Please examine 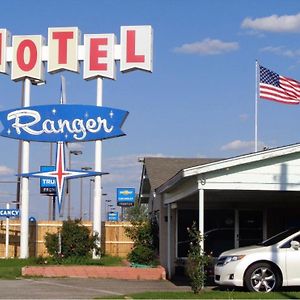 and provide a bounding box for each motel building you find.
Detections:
[138,143,300,278]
